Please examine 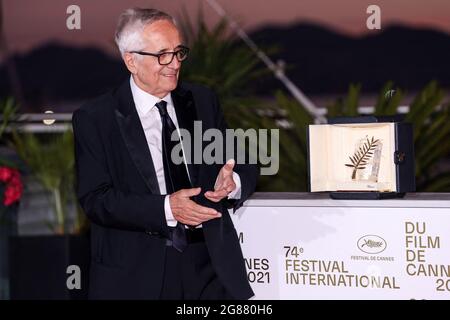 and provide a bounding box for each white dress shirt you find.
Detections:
[129,76,241,227]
